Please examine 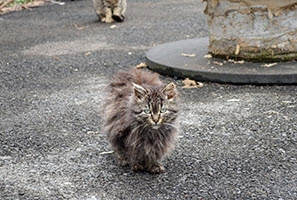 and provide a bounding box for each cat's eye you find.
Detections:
[160,107,167,113]
[143,107,150,114]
